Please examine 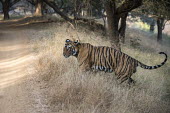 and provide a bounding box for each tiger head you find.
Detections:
[63,39,80,58]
